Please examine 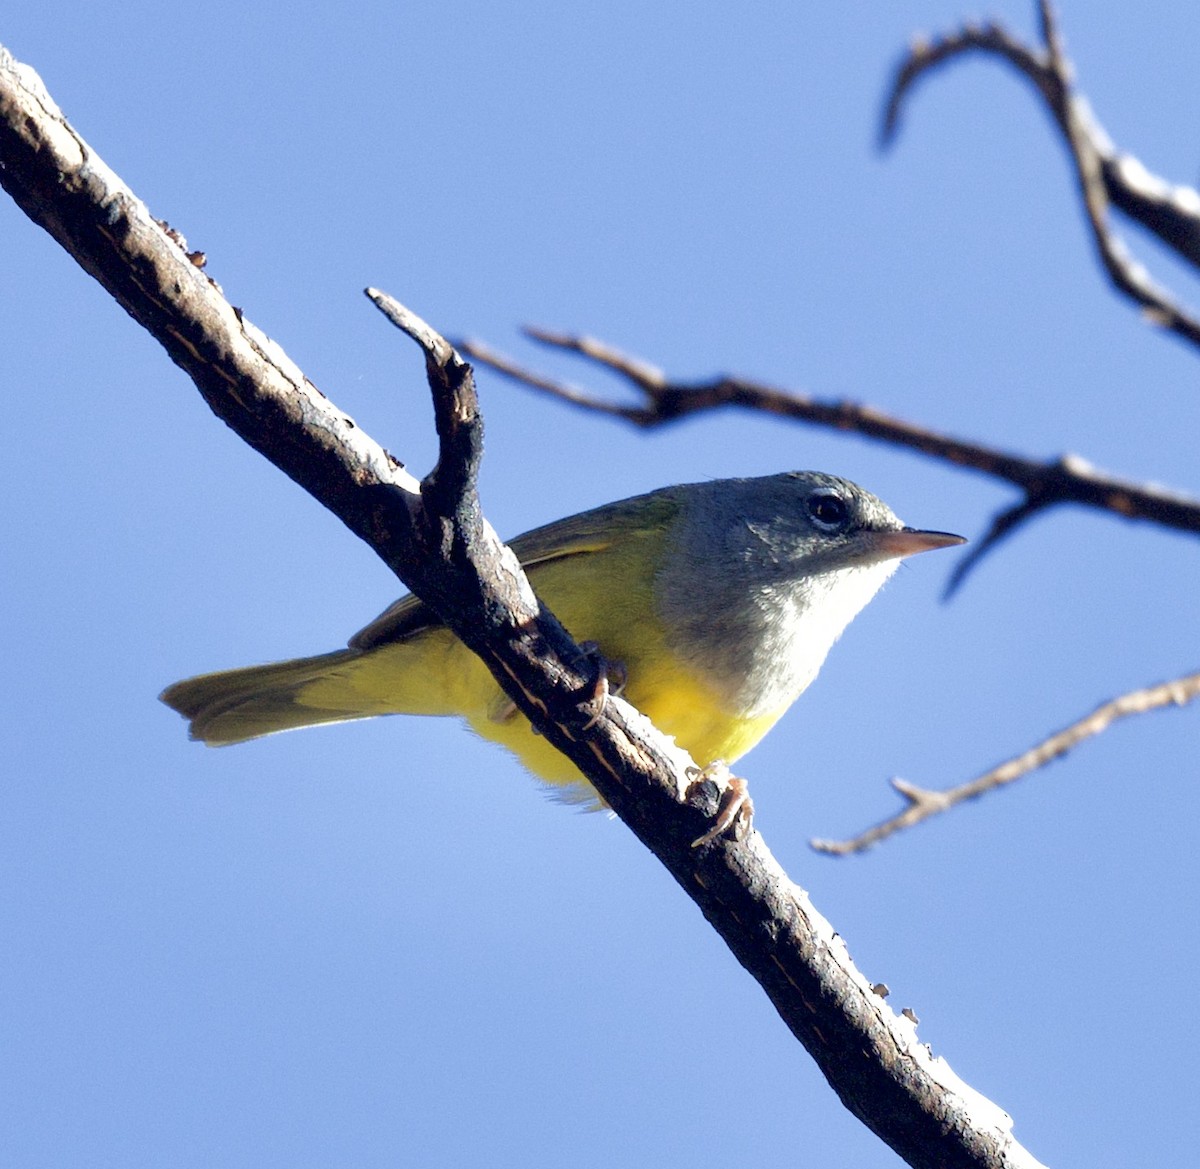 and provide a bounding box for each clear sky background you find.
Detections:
[3,3,1198,1166]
